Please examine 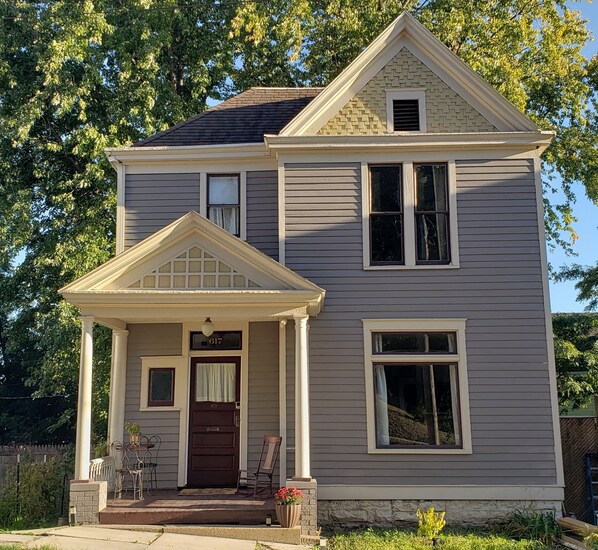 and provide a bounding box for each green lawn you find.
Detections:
[323,528,565,550]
